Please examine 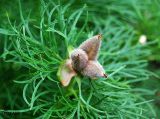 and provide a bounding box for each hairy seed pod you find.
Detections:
[79,34,102,60]
[71,49,88,71]
[58,34,107,87]
[81,61,107,79]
